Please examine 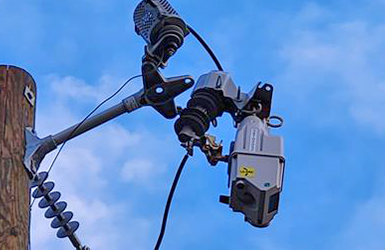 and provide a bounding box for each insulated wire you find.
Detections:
[187,25,224,71]
[154,153,190,250]
[153,25,222,249]
[30,74,142,209]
